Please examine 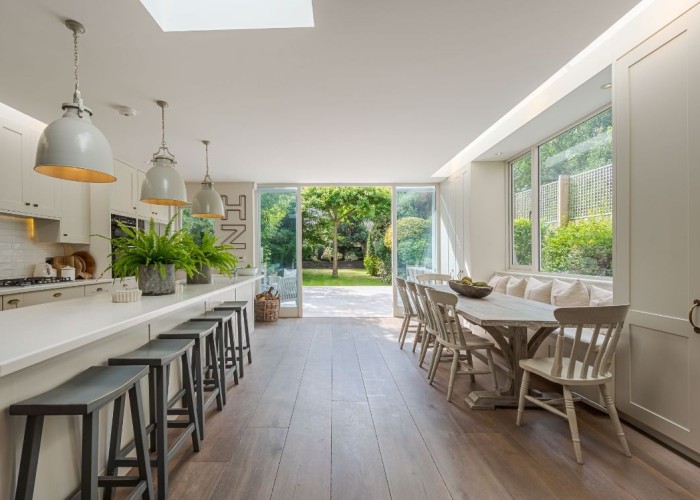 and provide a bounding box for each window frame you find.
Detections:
[506,104,613,280]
